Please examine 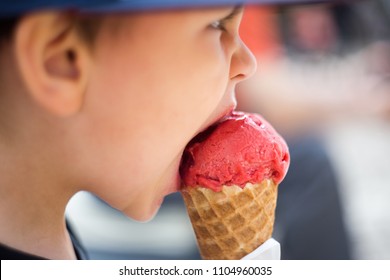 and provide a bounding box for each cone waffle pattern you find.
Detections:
[181,179,277,260]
